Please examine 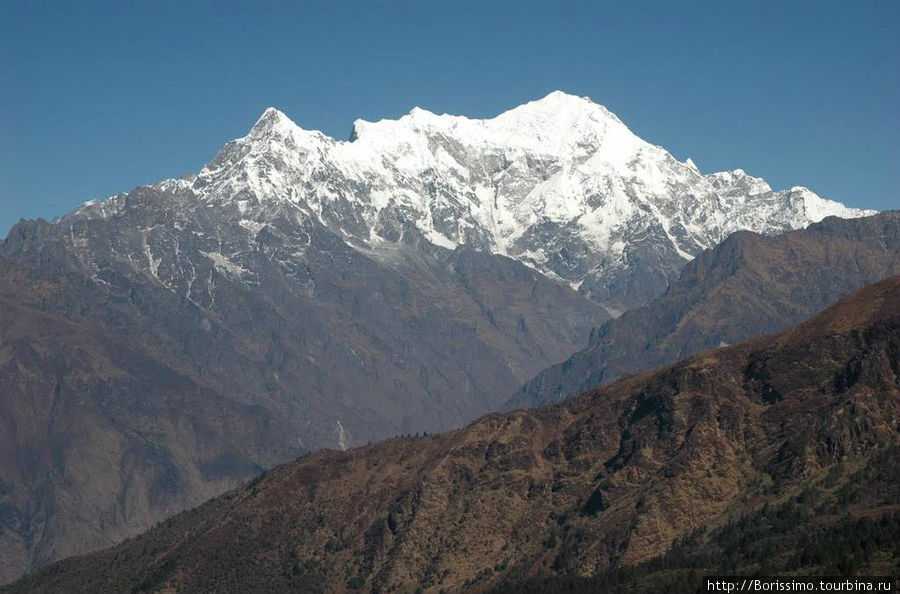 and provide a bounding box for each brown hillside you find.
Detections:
[8,276,899,593]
